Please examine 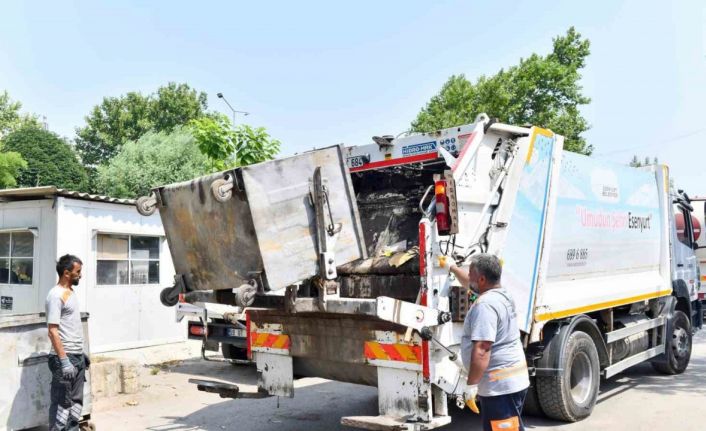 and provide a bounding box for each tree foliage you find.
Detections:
[0,143,27,189]
[189,114,281,170]
[2,126,87,190]
[75,82,208,166]
[95,127,210,198]
[411,27,592,155]
[0,90,40,138]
